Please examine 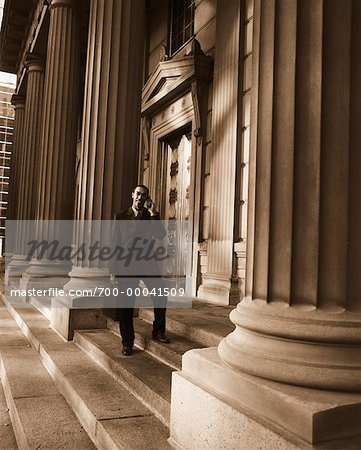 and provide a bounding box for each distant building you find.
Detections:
[0,72,15,254]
